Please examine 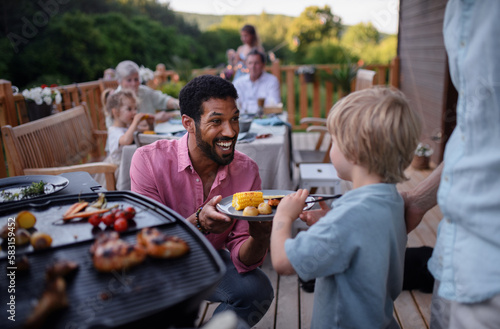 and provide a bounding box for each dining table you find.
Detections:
[116,113,293,191]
